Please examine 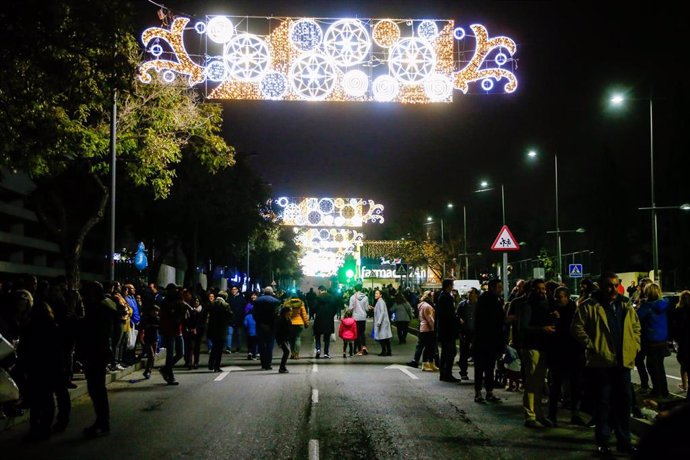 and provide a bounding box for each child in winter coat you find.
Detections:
[338,309,358,358]
[243,306,257,360]
[275,307,292,373]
